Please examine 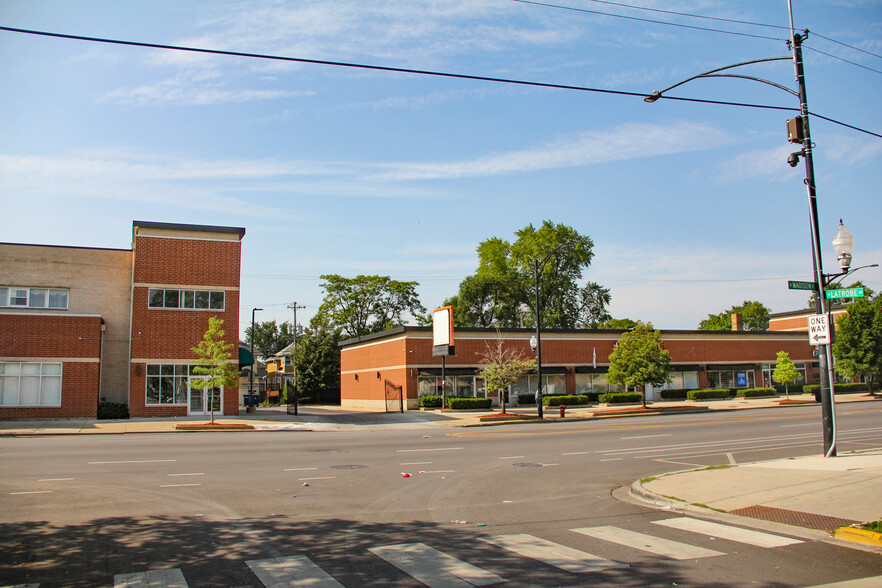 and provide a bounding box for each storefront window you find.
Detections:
[707,370,755,389]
